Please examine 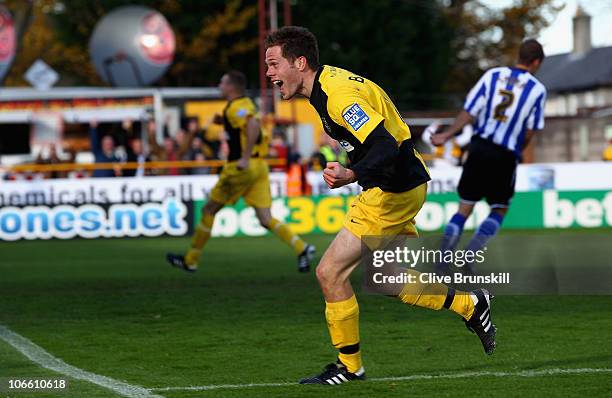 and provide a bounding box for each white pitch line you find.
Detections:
[151,367,612,392]
[0,324,164,398]
[2,322,609,395]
